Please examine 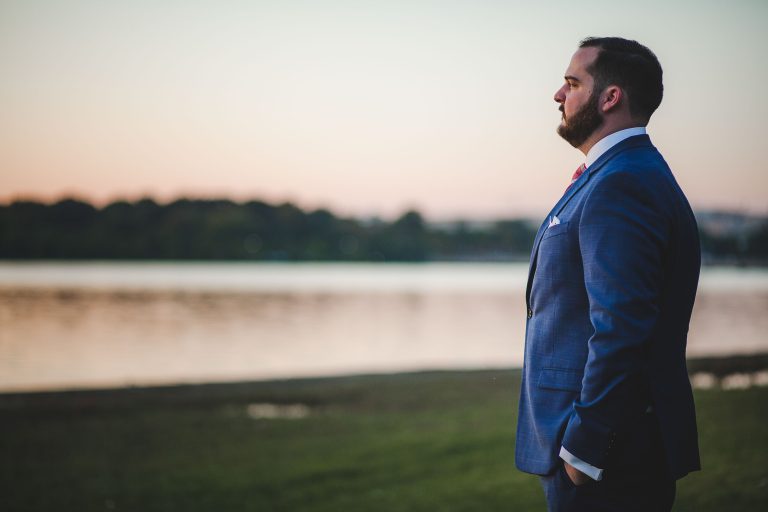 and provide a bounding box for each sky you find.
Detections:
[1,0,766,220]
